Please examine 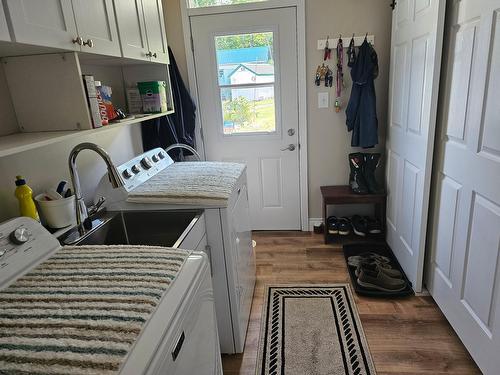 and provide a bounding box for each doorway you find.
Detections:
[190,6,304,230]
